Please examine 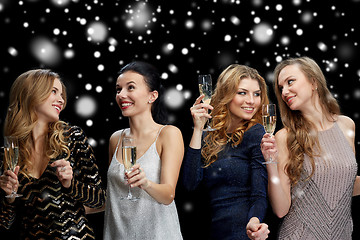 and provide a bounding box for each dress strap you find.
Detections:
[155,125,167,143]
[114,129,127,156]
